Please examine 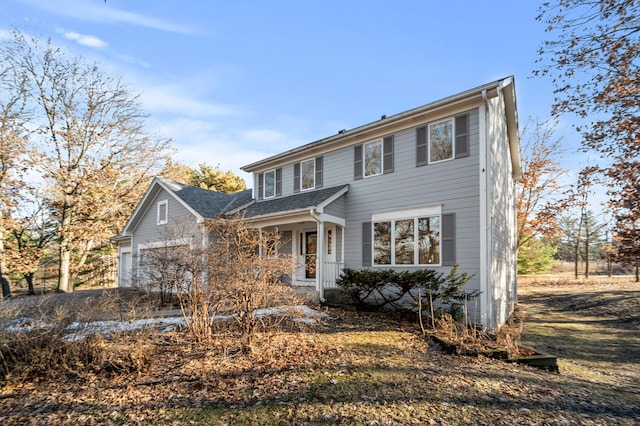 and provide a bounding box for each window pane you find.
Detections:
[301,159,315,190]
[264,170,275,198]
[419,216,440,264]
[374,221,391,265]
[430,120,453,162]
[395,219,414,264]
[364,140,382,177]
